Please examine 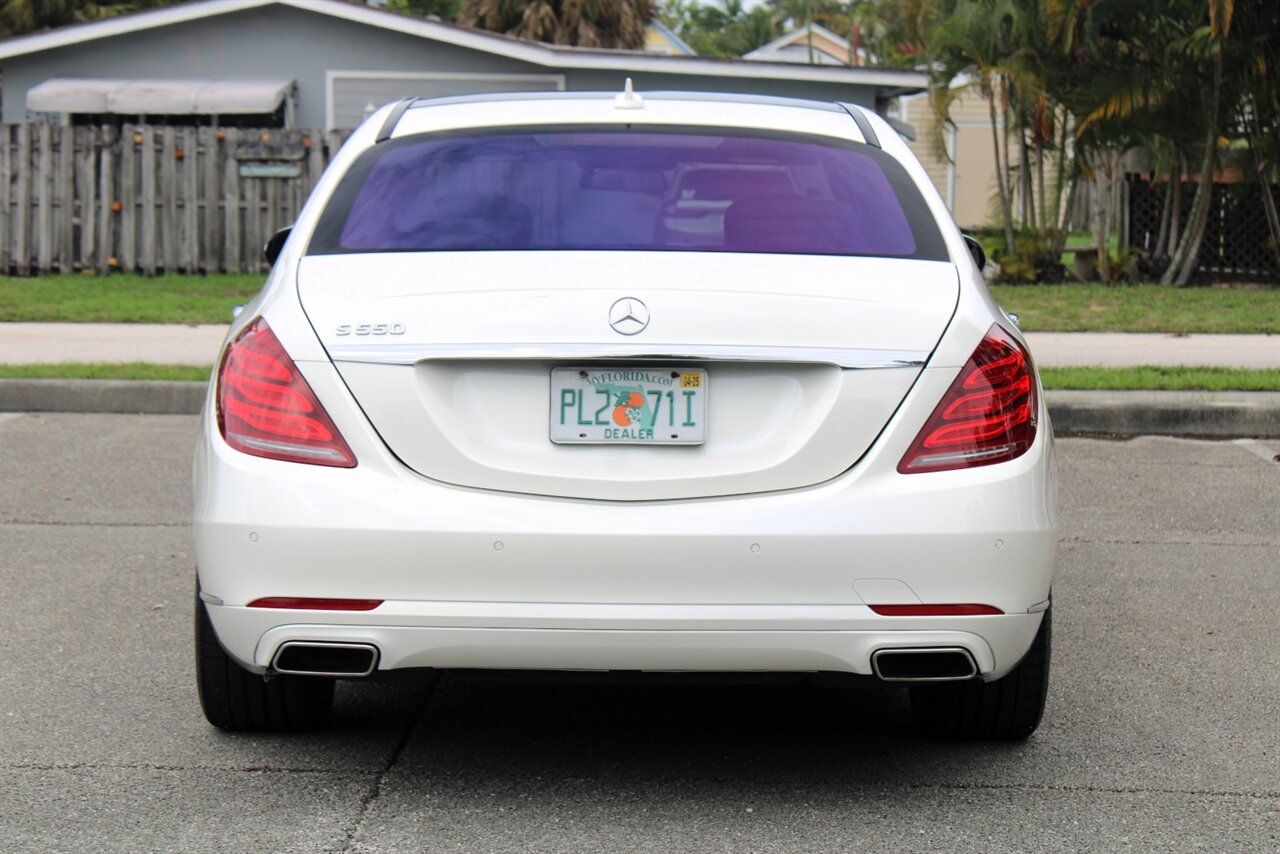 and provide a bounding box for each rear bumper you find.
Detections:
[208,601,1044,681]
[194,362,1057,683]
